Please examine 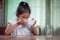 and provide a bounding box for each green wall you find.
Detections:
[51,0,60,35]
